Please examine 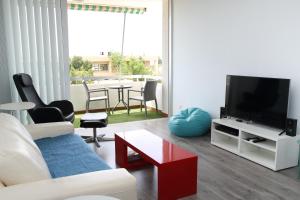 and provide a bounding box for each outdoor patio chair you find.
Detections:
[127,80,158,118]
[82,80,110,114]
